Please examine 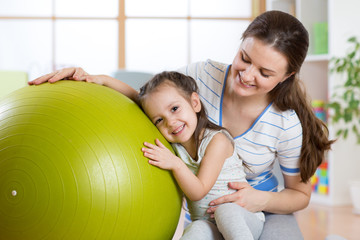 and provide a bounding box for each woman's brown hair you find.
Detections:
[243,10,335,182]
